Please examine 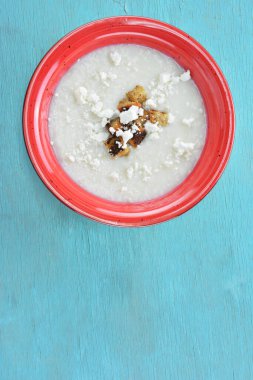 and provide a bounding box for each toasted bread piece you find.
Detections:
[134,110,149,128]
[126,85,147,104]
[106,117,121,133]
[117,98,142,112]
[148,110,168,126]
[129,127,147,148]
[104,136,130,157]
